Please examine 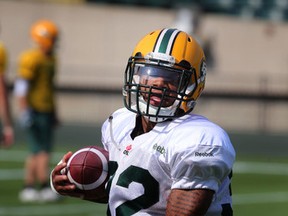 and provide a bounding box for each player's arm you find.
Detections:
[14,78,34,128]
[50,152,108,203]
[0,73,13,146]
[14,79,28,111]
[14,52,37,127]
[166,188,214,216]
